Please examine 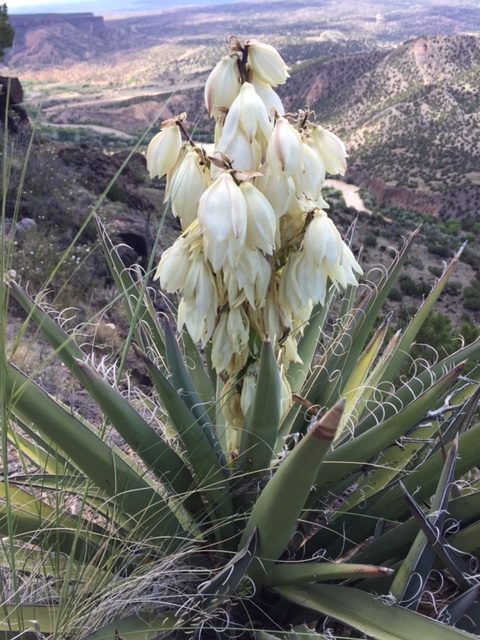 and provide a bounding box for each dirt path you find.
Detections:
[45,122,135,140]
